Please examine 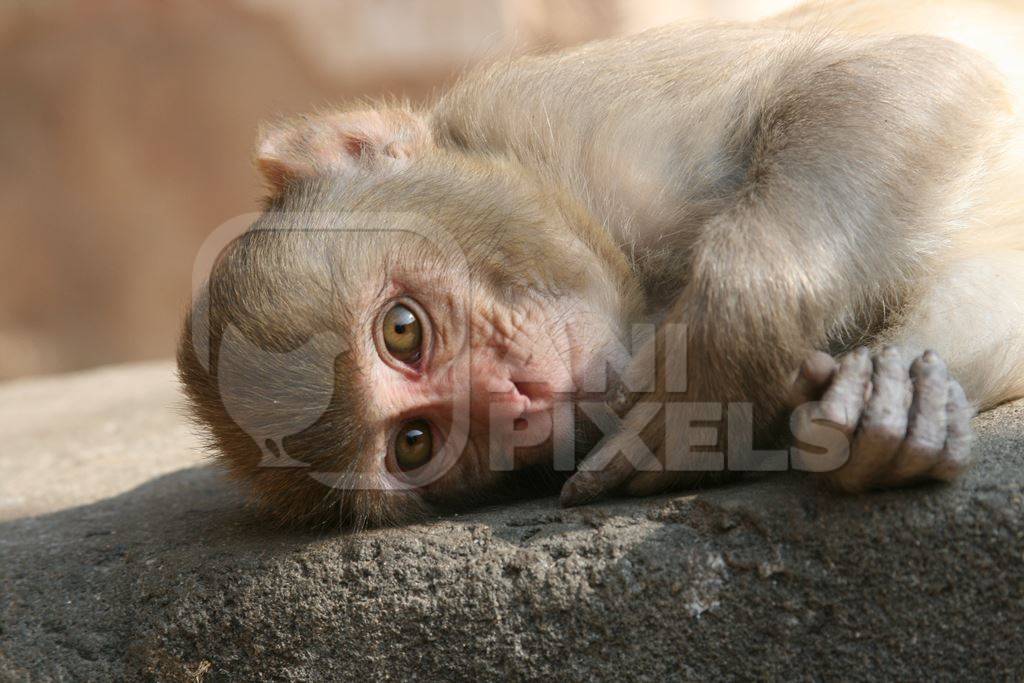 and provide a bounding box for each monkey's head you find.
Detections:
[178,108,643,528]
